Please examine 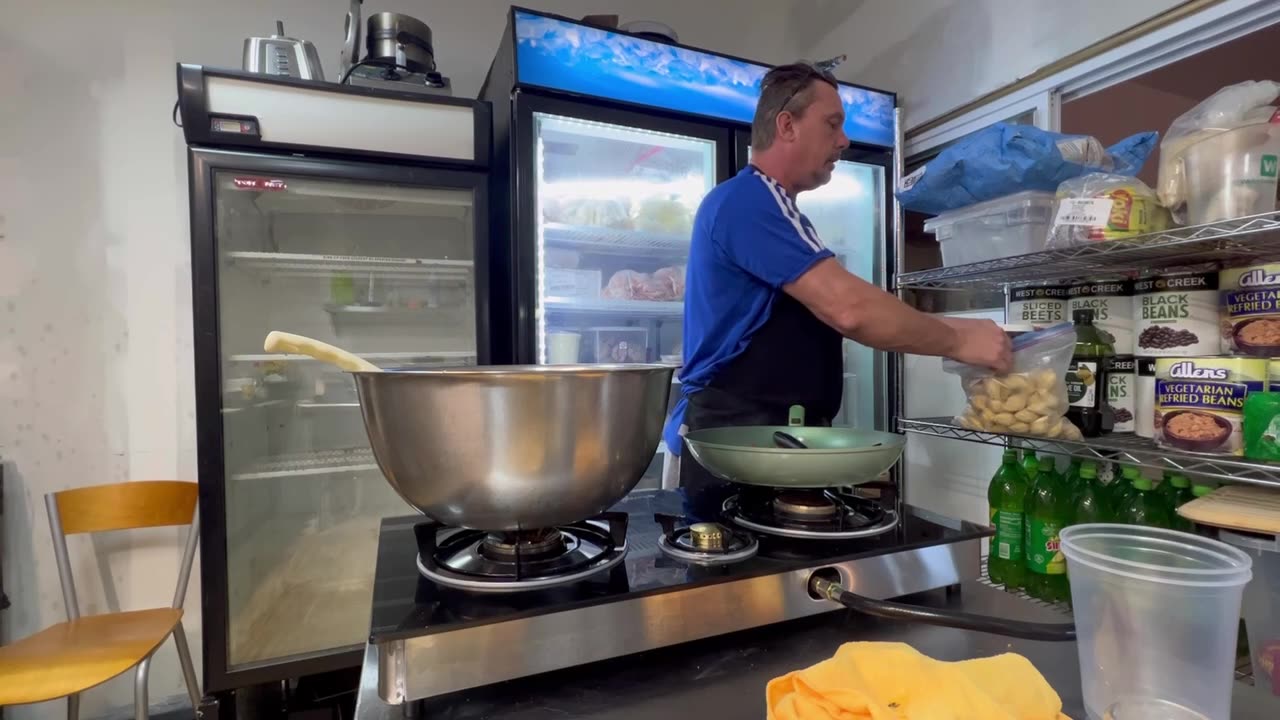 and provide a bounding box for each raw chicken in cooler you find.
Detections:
[601,266,686,301]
